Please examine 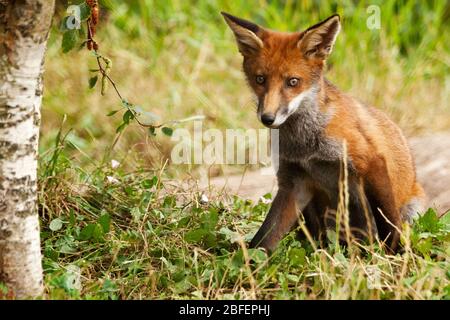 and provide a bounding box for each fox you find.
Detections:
[222,12,426,253]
